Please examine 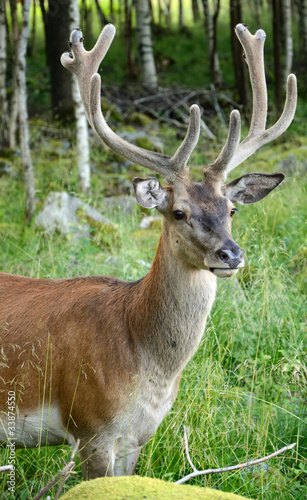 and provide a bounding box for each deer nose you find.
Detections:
[217,243,243,268]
